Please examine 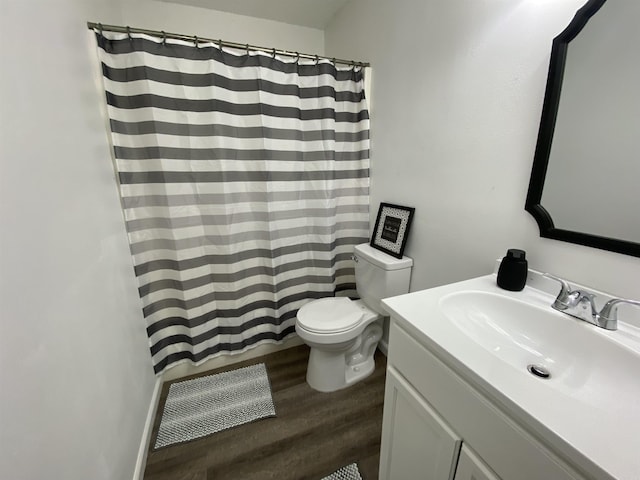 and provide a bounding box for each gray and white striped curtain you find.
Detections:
[95,31,370,374]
